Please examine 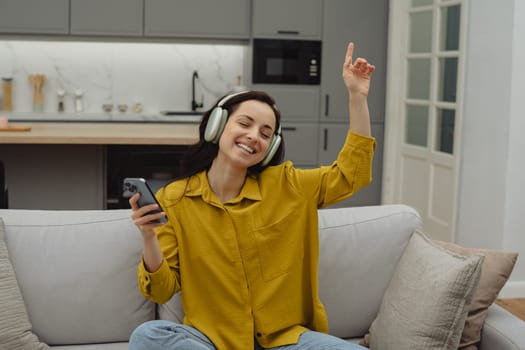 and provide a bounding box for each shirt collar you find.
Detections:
[186,170,262,204]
